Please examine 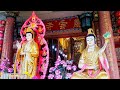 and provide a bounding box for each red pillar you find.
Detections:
[98,11,120,79]
[0,20,6,58]
[1,16,15,65]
